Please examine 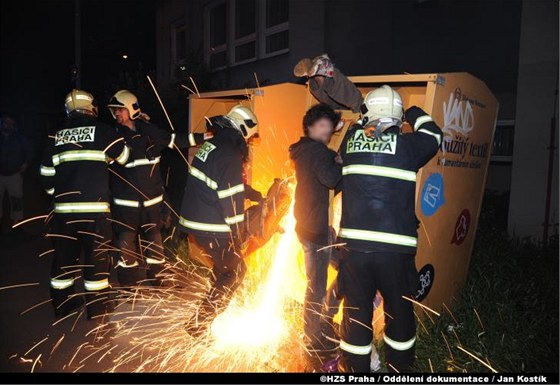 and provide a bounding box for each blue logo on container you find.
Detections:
[421,173,445,216]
